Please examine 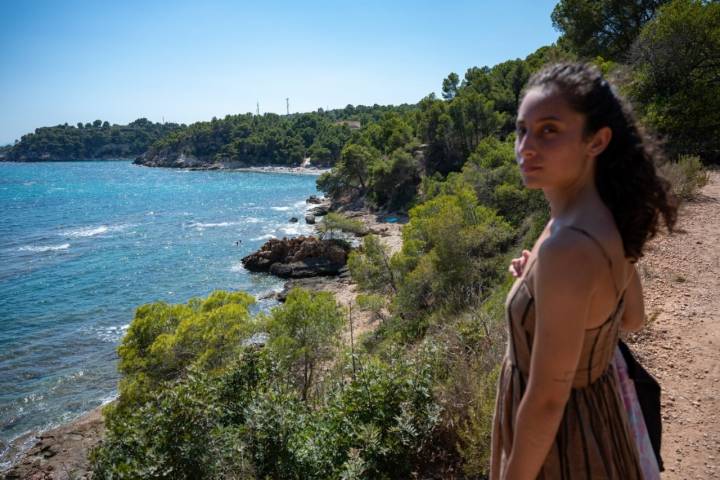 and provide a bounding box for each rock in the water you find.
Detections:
[305,213,316,224]
[269,258,343,278]
[306,195,324,204]
[308,204,330,216]
[289,216,298,223]
[241,236,350,278]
